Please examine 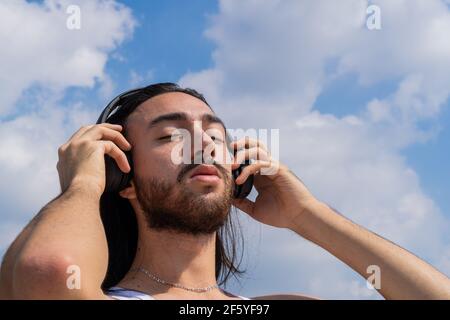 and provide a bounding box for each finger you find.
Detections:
[233,147,270,165]
[230,137,268,153]
[232,198,255,215]
[81,126,131,151]
[68,125,94,141]
[235,160,272,184]
[231,162,241,170]
[101,141,131,173]
[69,123,122,141]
